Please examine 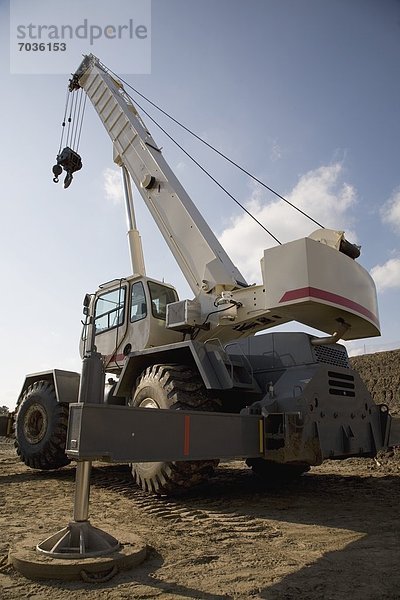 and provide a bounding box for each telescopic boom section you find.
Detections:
[70,54,247,296]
